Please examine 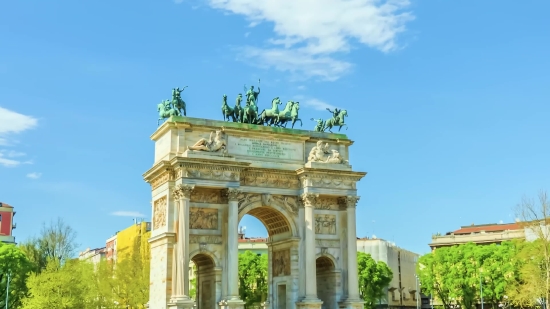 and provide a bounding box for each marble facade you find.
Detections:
[143,117,366,309]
